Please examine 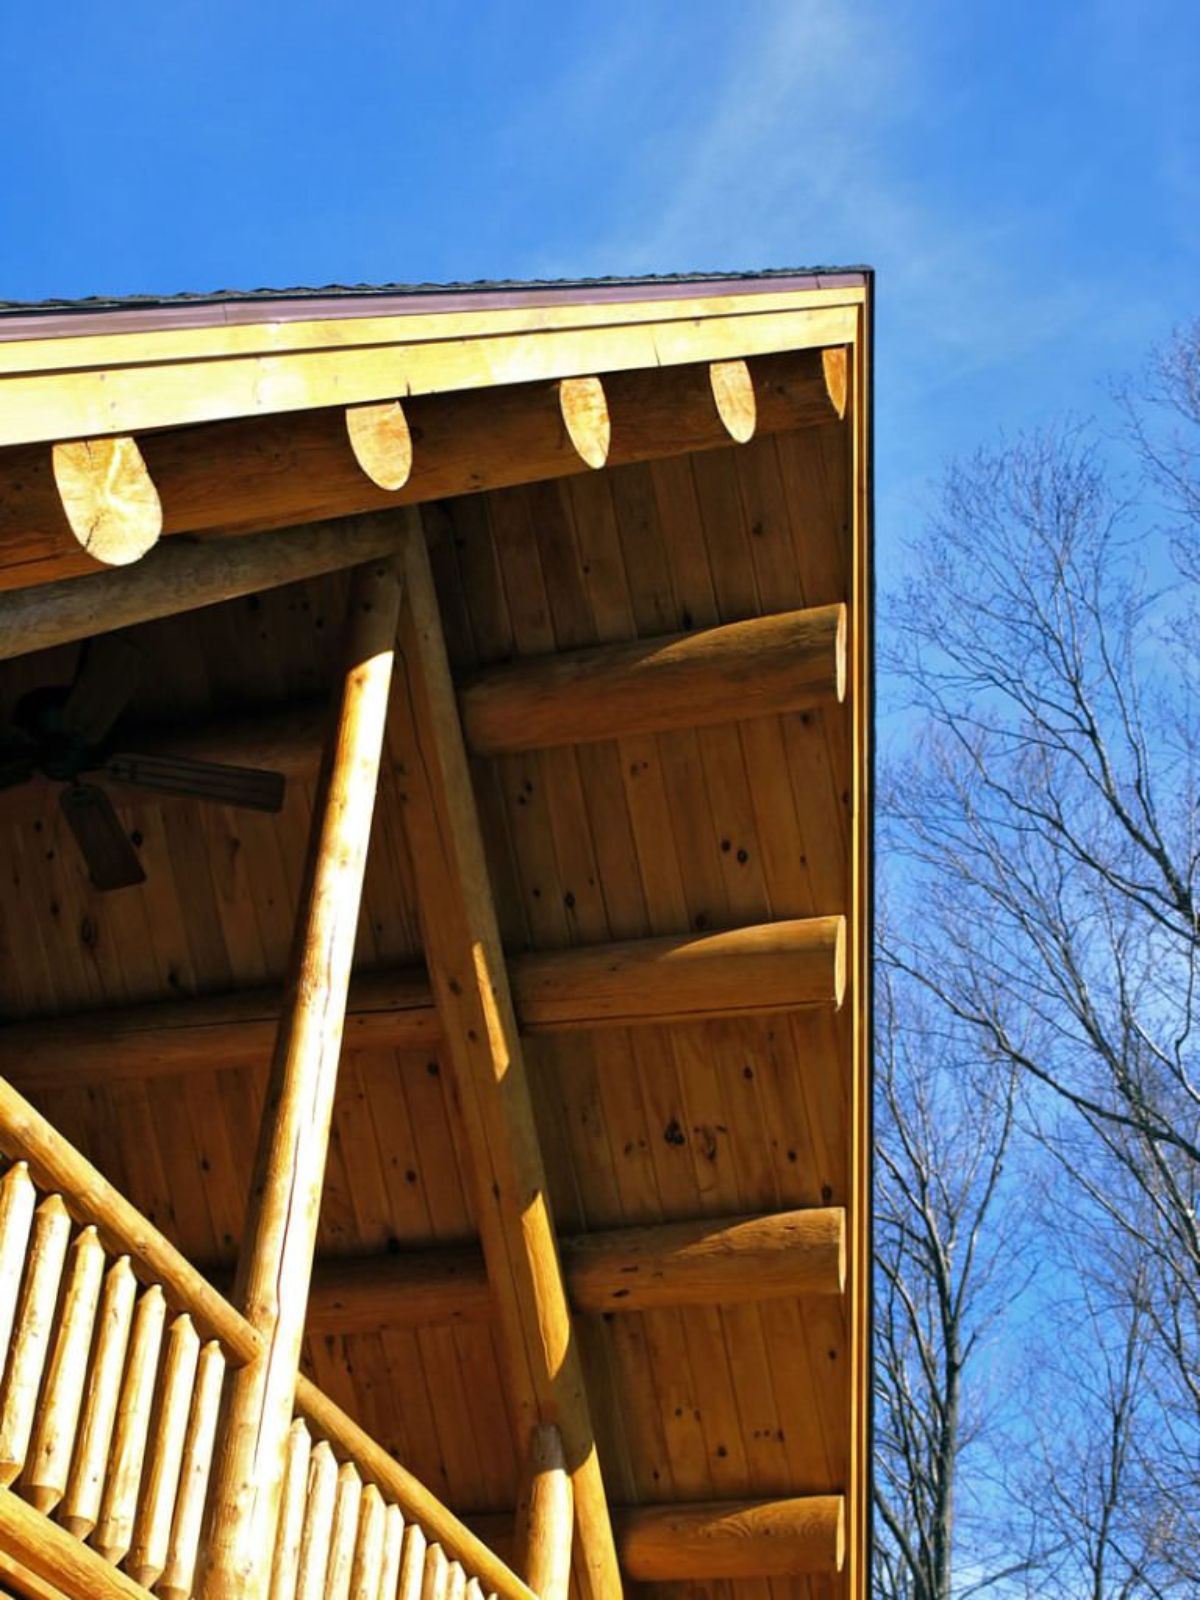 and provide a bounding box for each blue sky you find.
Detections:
[2,0,1198,569]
